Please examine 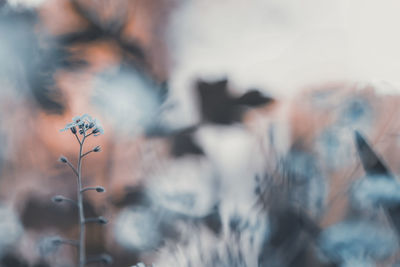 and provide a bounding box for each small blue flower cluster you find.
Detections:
[61,114,104,136]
